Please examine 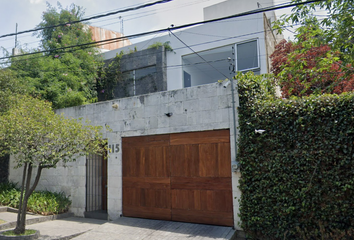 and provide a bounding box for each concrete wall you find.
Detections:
[8,82,242,229]
[99,46,167,100]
